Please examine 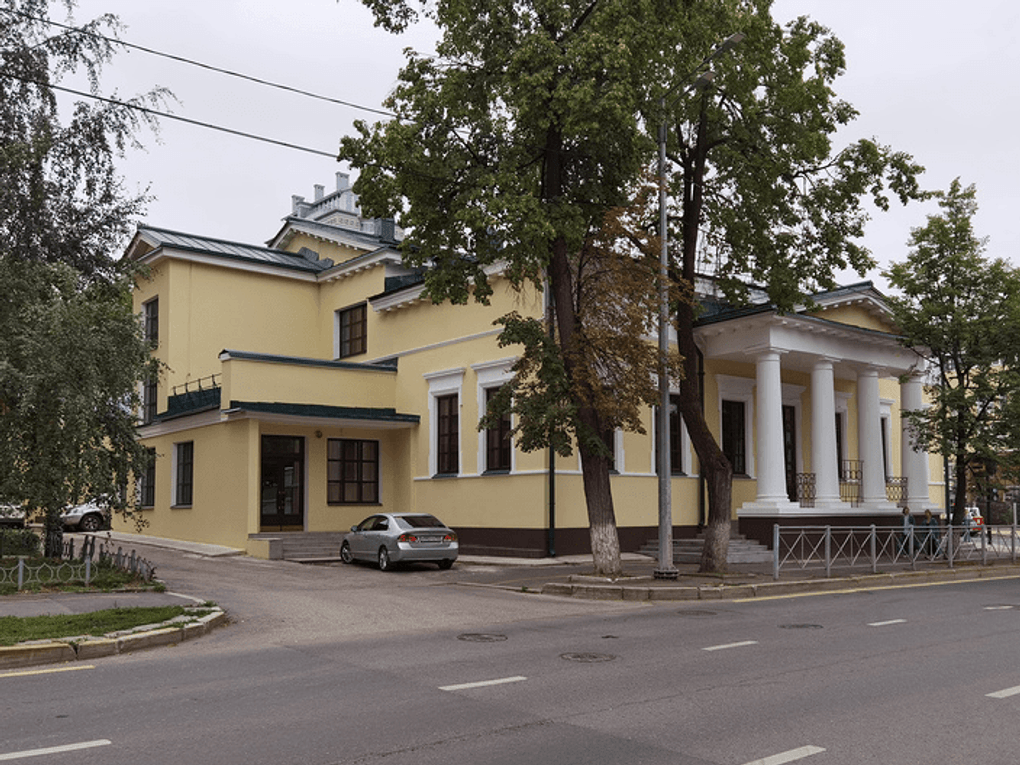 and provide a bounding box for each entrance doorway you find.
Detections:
[261,435,304,530]
[782,405,797,501]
